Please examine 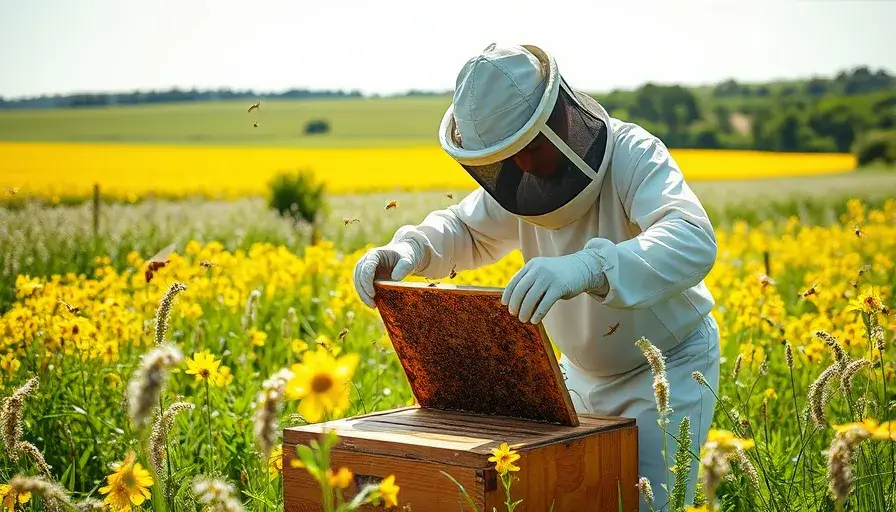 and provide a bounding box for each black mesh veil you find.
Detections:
[451,82,609,217]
